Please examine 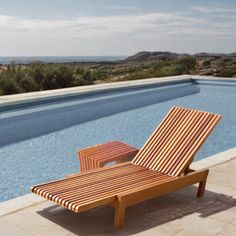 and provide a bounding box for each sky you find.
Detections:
[0,0,236,56]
